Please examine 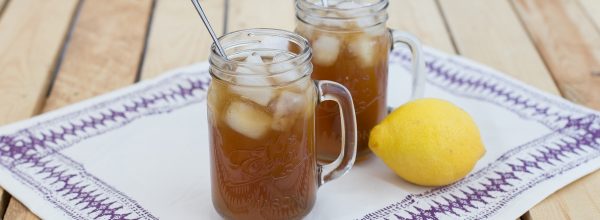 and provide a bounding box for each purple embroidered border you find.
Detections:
[0,70,211,219]
[0,49,597,219]
[355,51,600,220]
